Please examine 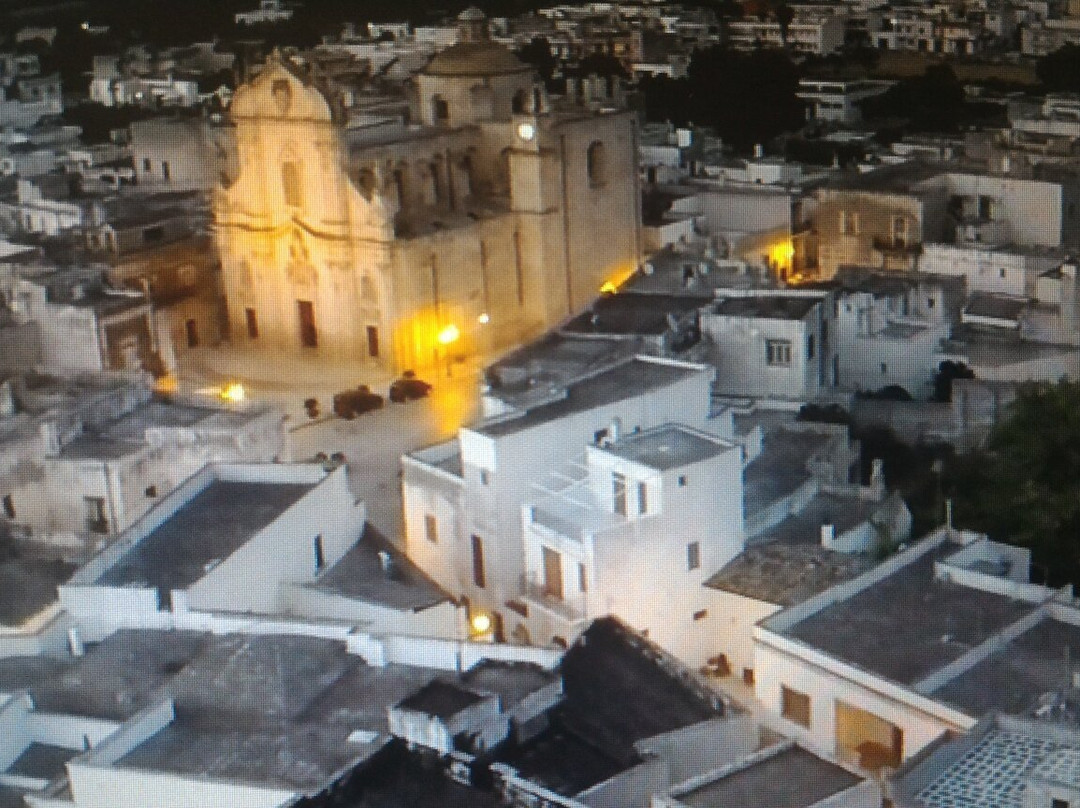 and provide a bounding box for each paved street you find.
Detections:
[173,346,483,546]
